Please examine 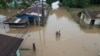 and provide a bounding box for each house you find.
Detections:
[0,34,23,56]
[4,1,48,27]
[16,6,43,25]
[16,2,48,25]
[78,10,100,25]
